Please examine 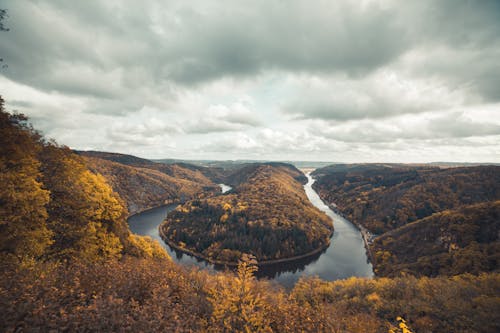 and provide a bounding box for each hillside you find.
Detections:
[82,155,220,214]
[78,150,226,183]
[312,164,500,234]
[312,164,500,277]
[160,163,333,264]
[372,201,500,277]
[0,101,167,264]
